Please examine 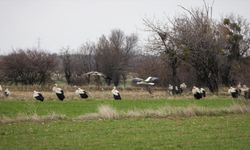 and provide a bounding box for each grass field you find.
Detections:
[0,98,245,117]
[1,97,250,149]
[1,115,250,149]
